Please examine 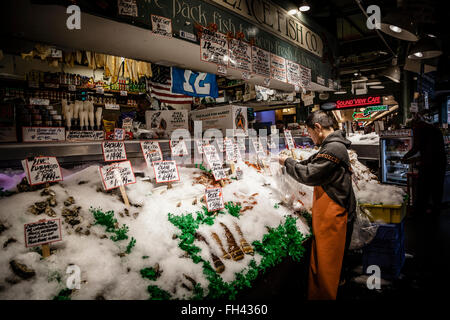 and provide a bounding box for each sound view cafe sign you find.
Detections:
[210,0,323,58]
[336,96,382,109]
